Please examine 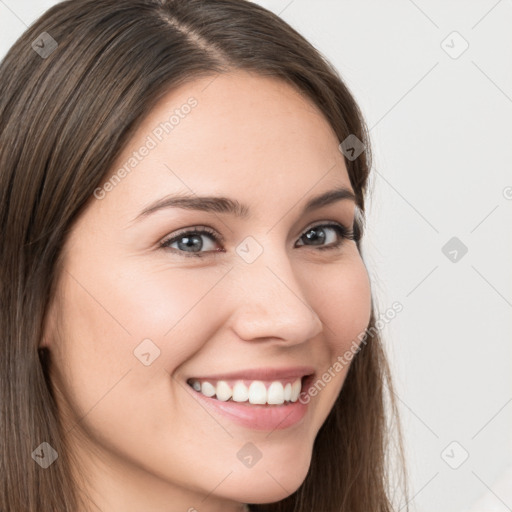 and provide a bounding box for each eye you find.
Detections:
[295,222,358,251]
[159,226,222,258]
[159,221,359,258]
